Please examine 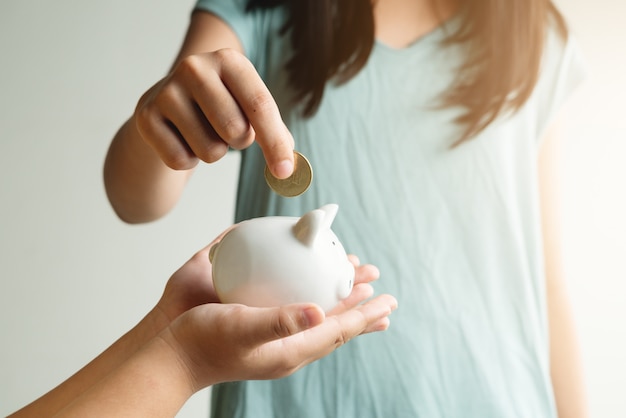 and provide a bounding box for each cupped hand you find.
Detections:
[162,294,398,391]
[154,228,233,326]
[134,48,294,178]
